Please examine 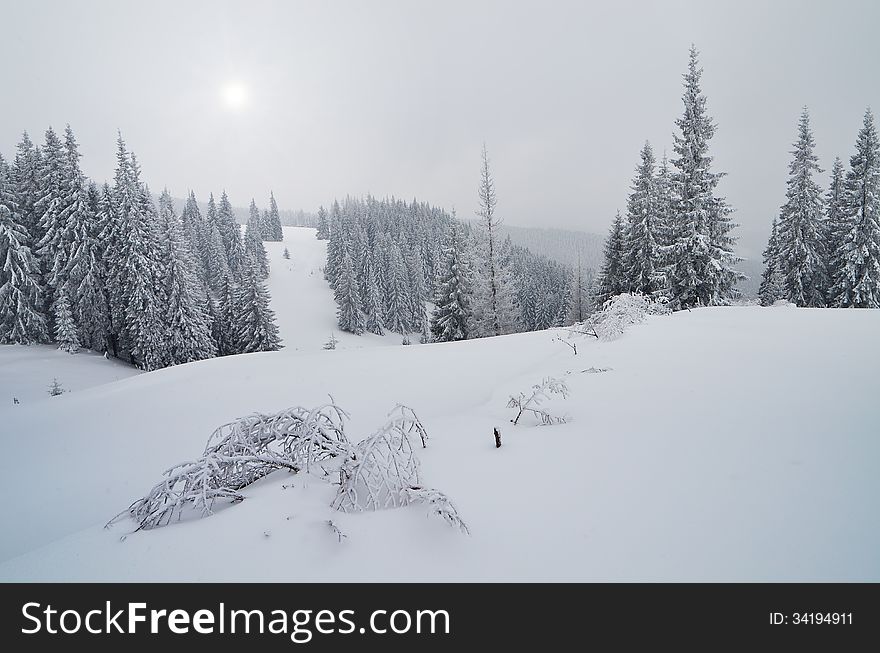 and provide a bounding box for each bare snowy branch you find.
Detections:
[508,377,570,426]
